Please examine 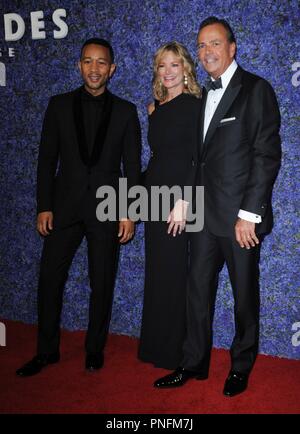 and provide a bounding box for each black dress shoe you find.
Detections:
[154,367,208,388]
[16,353,60,377]
[223,371,249,397]
[85,353,104,371]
